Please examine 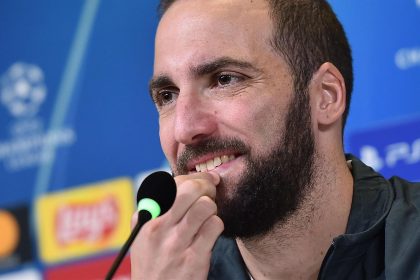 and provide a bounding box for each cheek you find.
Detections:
[253,108,286,151]
[222,100,286,151]
[159,119,176,163]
